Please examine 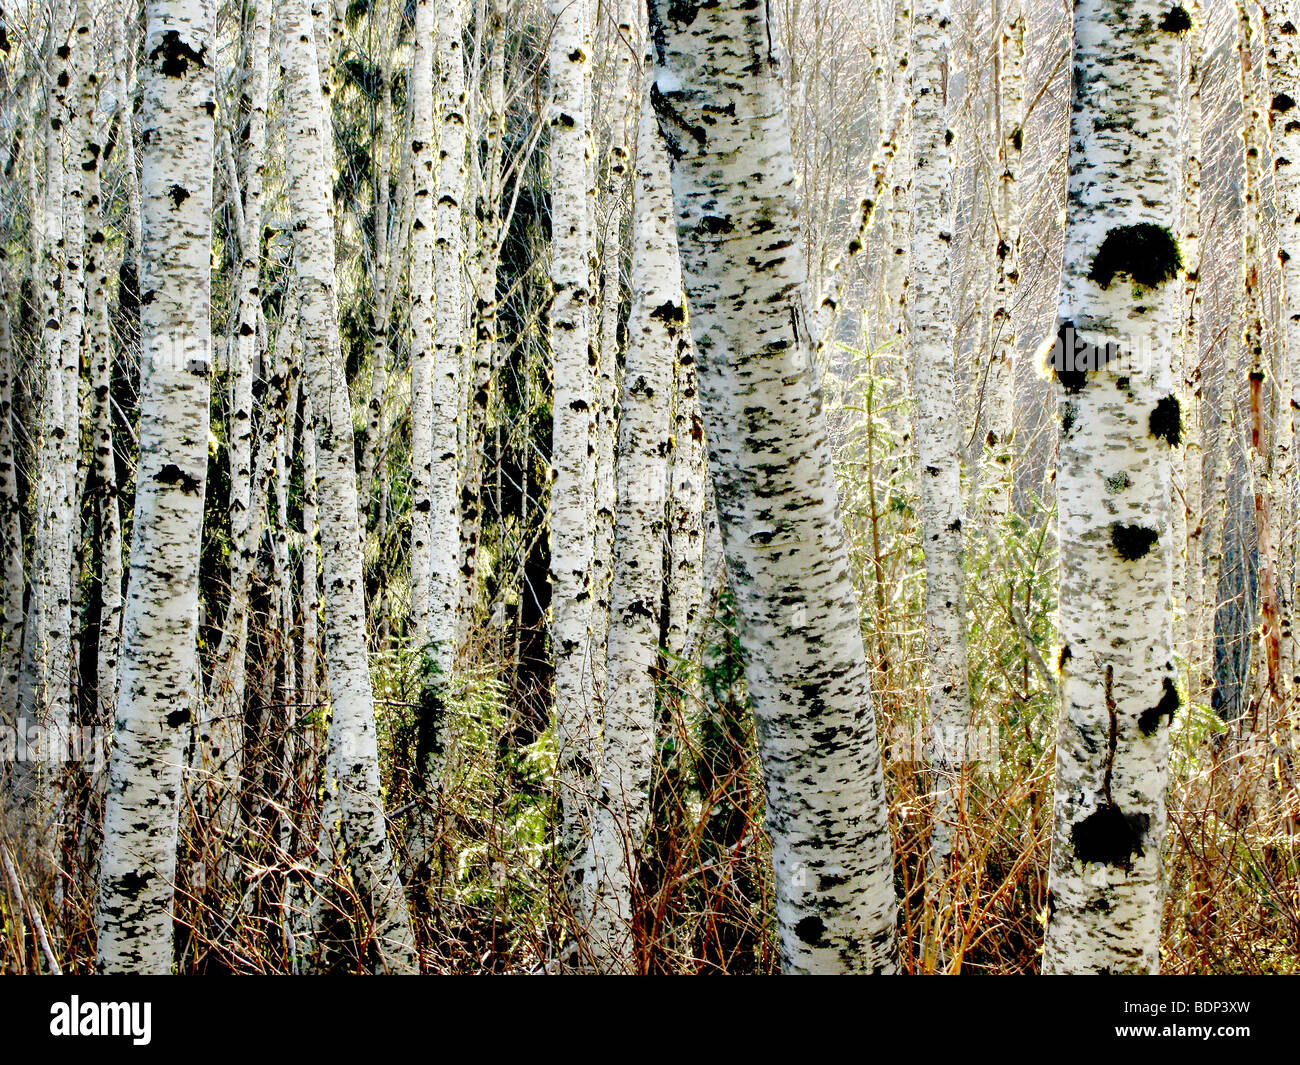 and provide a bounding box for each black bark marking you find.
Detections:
[167,184,190,207]
[1088,224,1182,290]
[154,463,201,494]
[1071,802,1149,870]
[794,915,826,946]
[1158,6,1193,33]
[1148,394,1182,446]
[1049,319,1123,392]
[1138,677,1180,736]
[648,300,685,325]
[1110,523,1159,561]
[697,214,734,235]
[150,30,207,78]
